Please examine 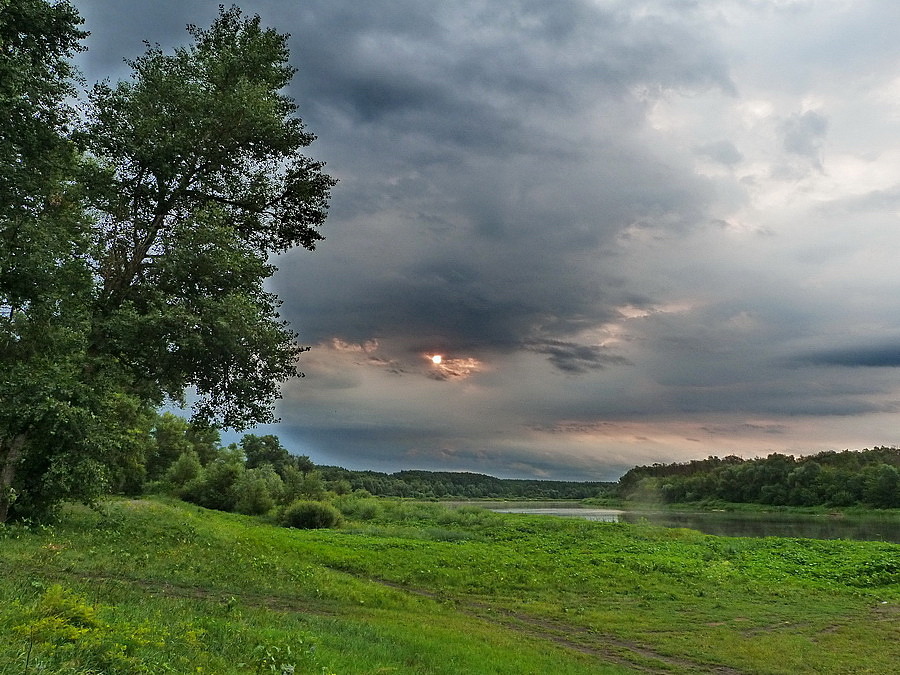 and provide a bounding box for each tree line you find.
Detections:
[618,447,900,508]
[64,411,609,514]
[318,466,614,500]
